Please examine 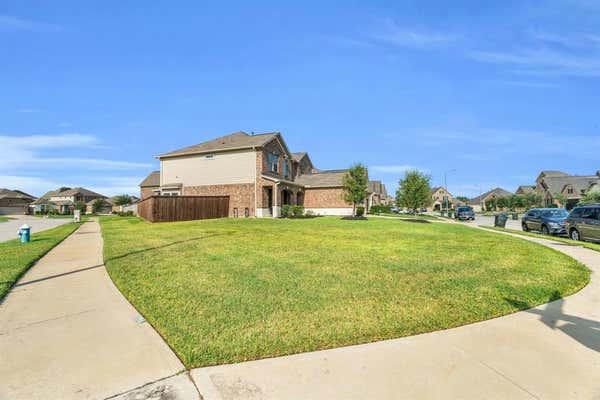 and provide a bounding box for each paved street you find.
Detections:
[472,214,523,230]
[0,215,71,243]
